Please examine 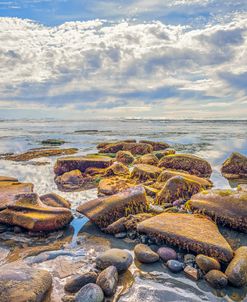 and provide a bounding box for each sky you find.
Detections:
[0,0,247,119]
